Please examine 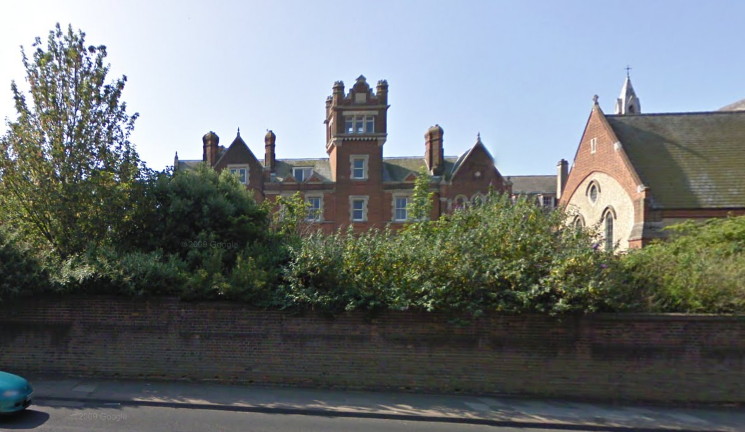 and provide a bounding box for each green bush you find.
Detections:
[50,247,187,297]
[282,228,406,313]
[282,194,622,315]
[621,217,745,313]
[0,226,50,301]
